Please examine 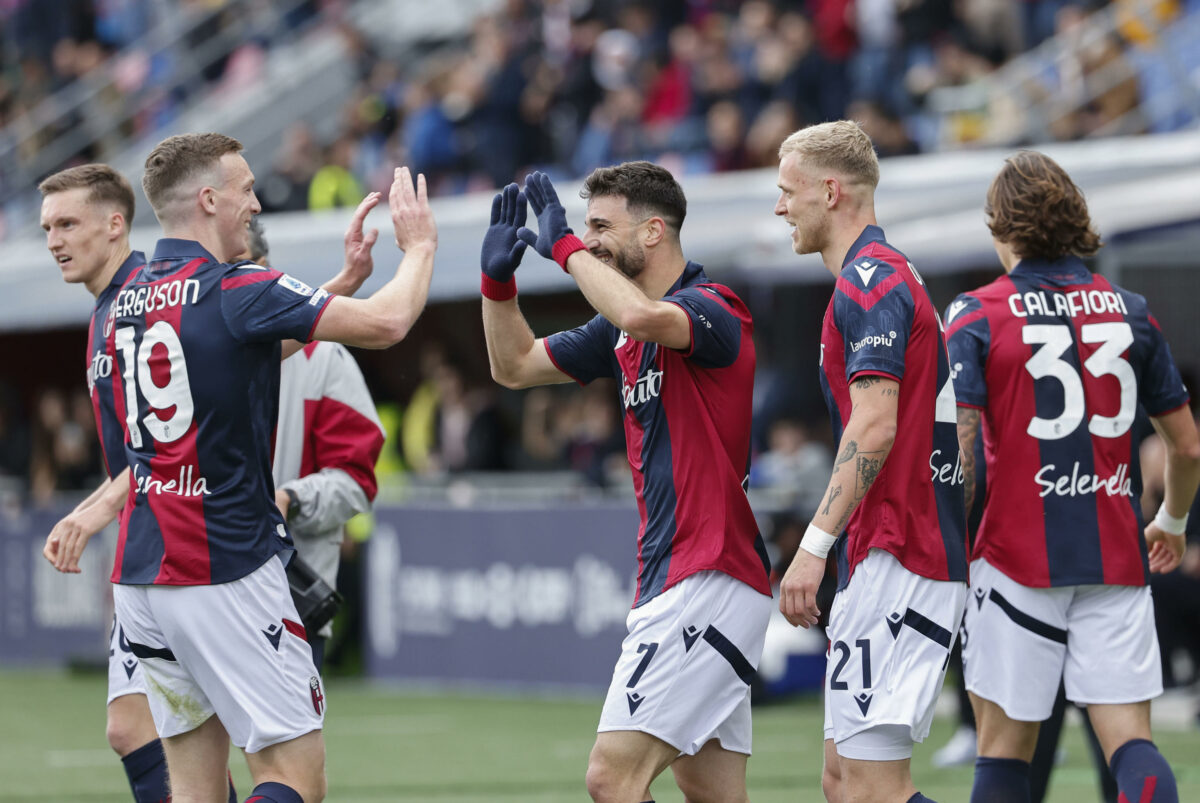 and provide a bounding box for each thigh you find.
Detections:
[160,713,231,803]
[597,572,772,756]
[1065,584,1161,706]
[963,558,1069,722]
[143,557,325,753]
[671,738,749,803]
[970,692,1041,762]
[825,550,966,756]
